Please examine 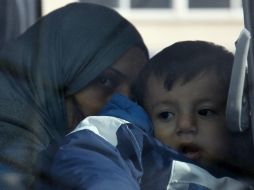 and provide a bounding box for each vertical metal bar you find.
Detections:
[242,0,254,145]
